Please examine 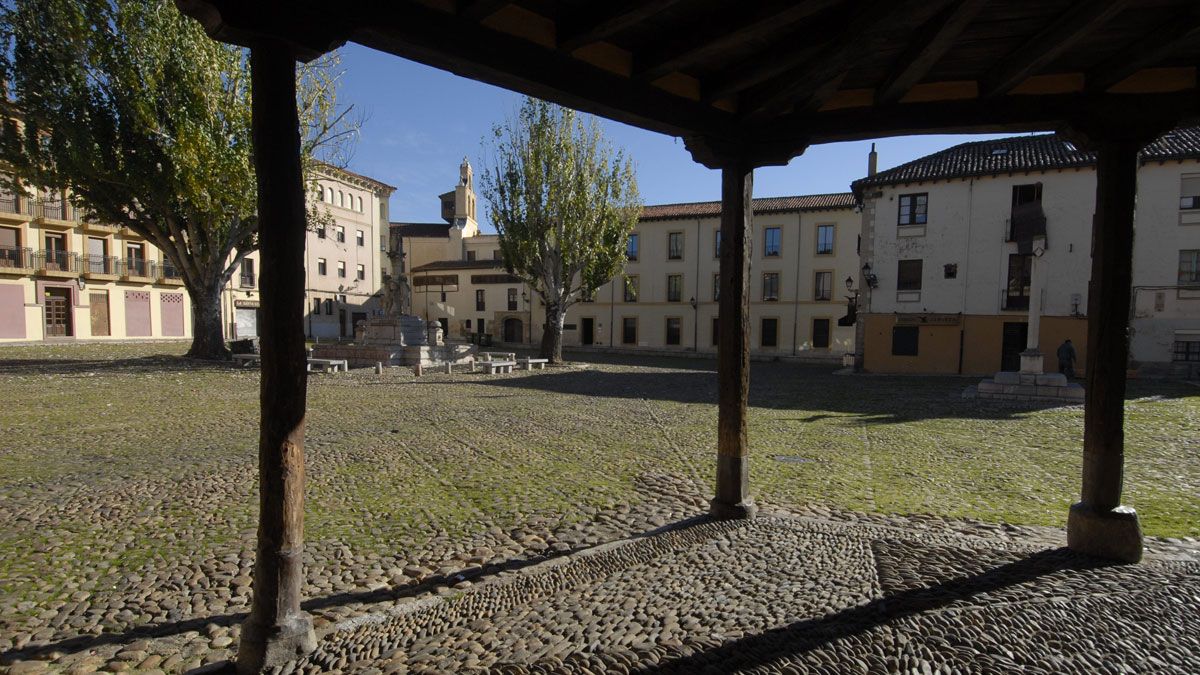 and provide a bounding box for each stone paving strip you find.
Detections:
[285,515,1200,675]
